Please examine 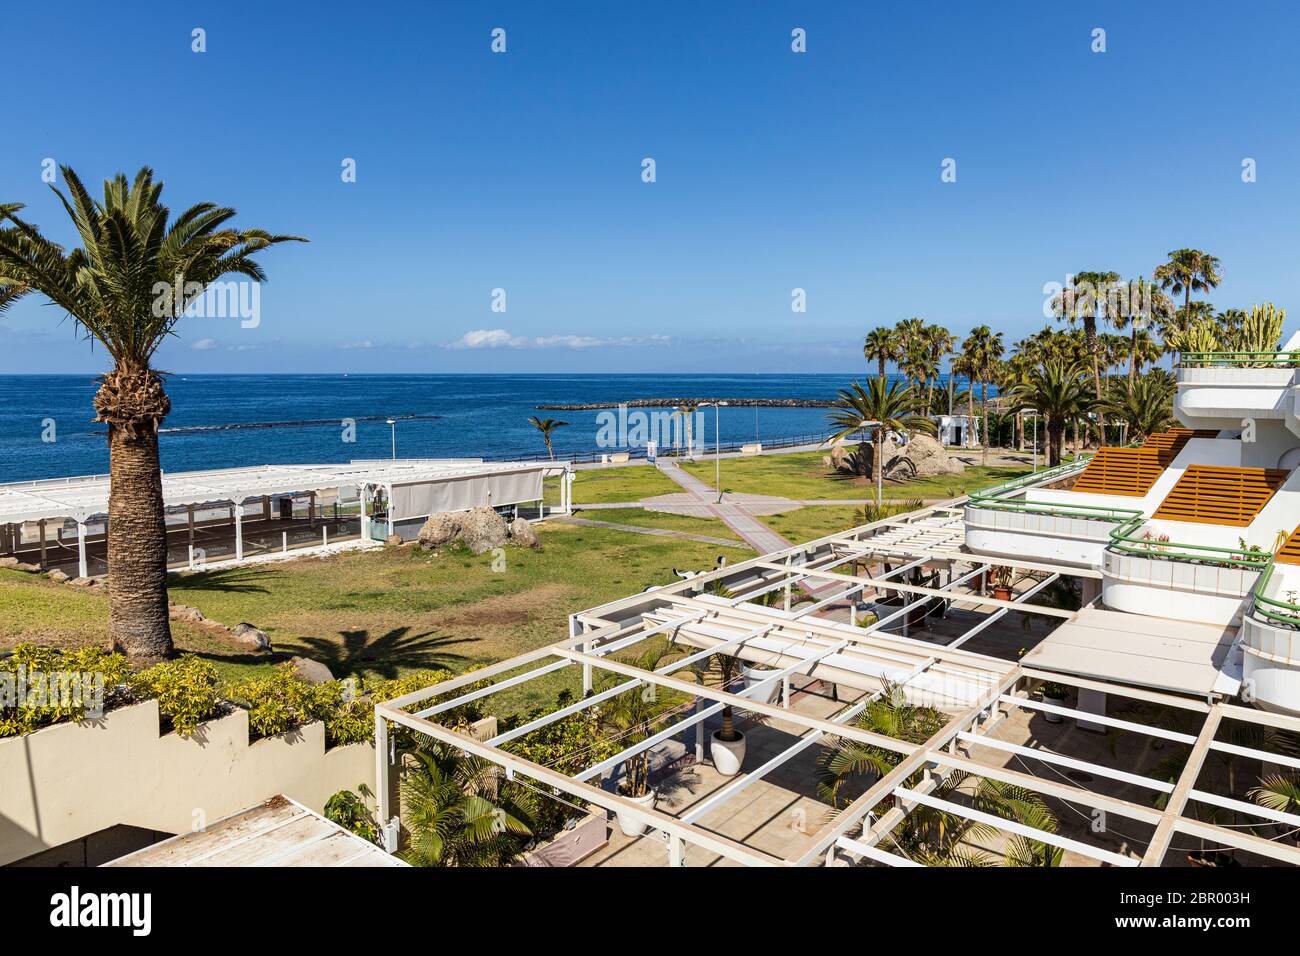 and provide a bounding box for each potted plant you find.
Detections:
[988,566,1014,603]
[741,661,782,704]
[1039,682,1069,723]
[599,686,660,837]
[707,653,748,776]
